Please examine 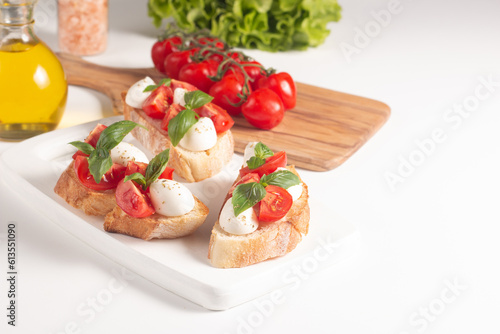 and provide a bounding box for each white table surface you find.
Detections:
[2,0,500,332]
